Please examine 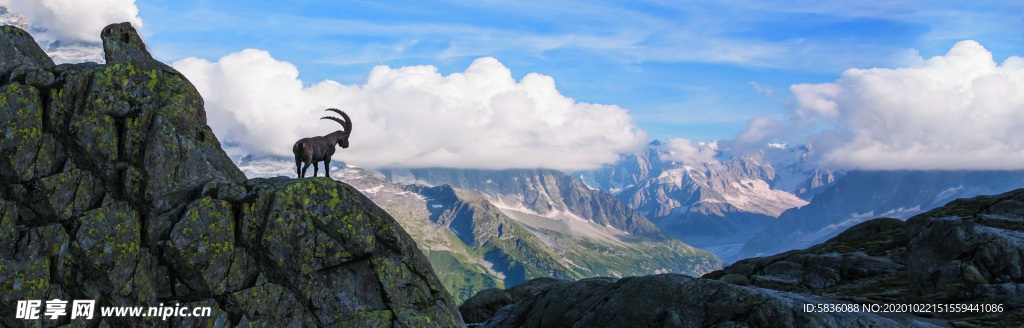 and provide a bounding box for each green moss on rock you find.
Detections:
[166,196,235,295]
[0,257,49,311]
[0,83,43,181]
[74,201,140,295]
